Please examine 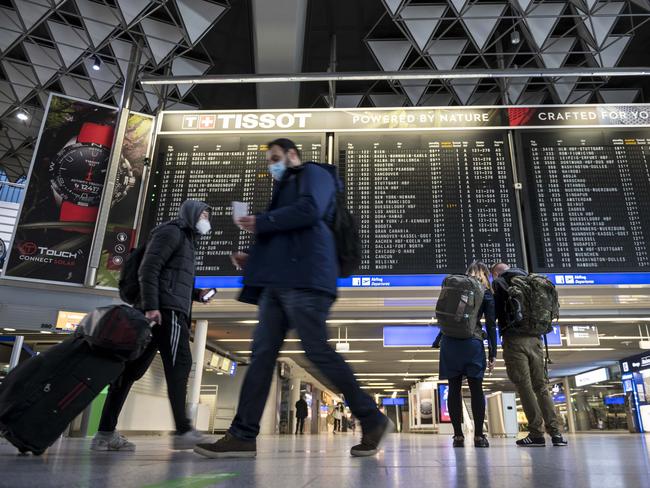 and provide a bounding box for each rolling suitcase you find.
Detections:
[0,305,152,455]
[0,337,125,455]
